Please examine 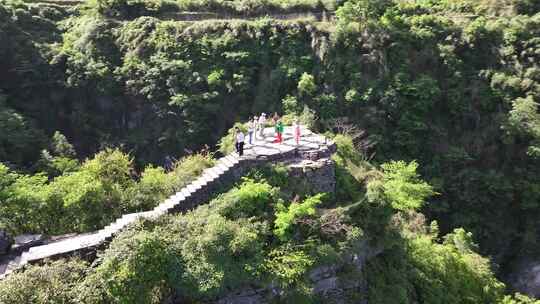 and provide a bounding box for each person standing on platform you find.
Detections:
[294,120,301,145]
[247,117,255,144]
[258,113,267,138]
[235,127,245,156]
[275,120,284,143]
[272,112,279,136]
[253,115,259,140]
